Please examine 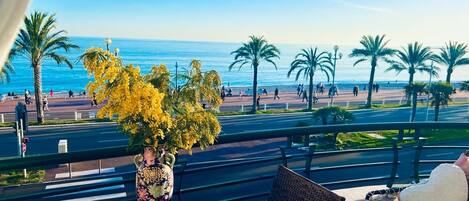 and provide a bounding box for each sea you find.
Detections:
[3,37,467,94]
